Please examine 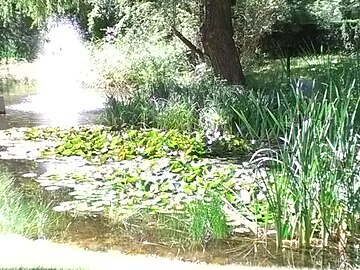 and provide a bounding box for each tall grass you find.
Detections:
[245,54,360,248]
[186,196,229,243]
[0,169,63,239]
[99,59,245,133]
[107,195,229,247]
